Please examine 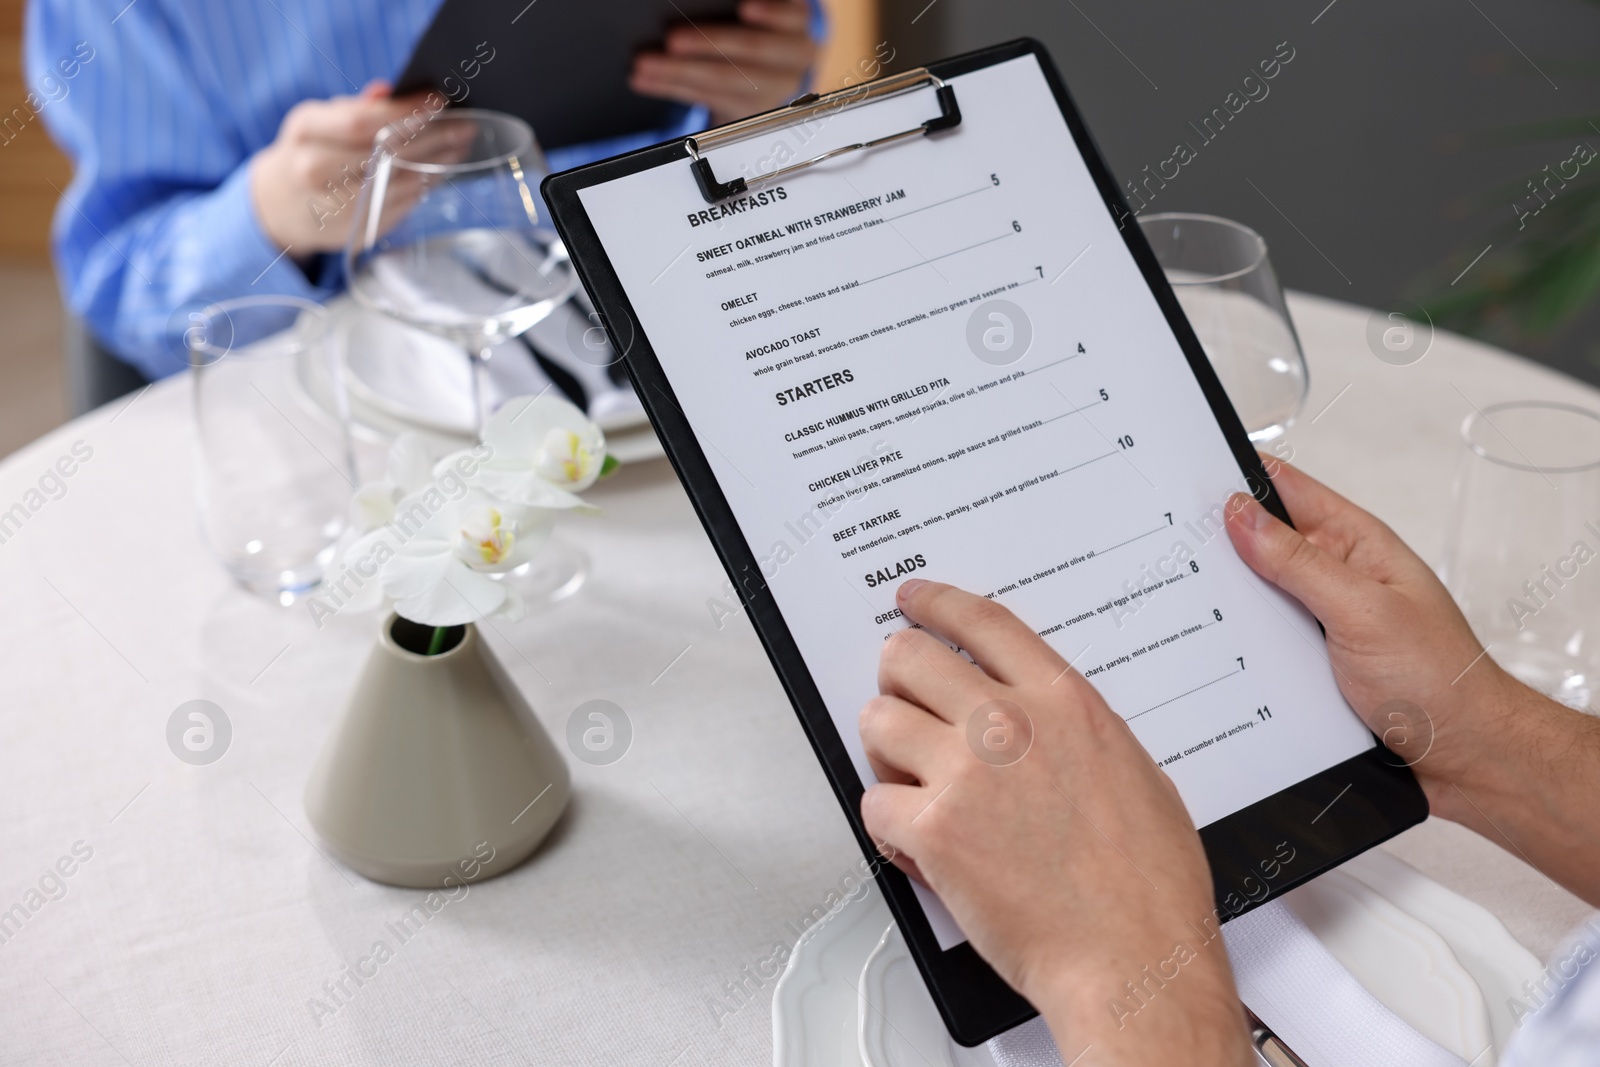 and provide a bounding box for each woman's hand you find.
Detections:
[630,0,817,124]
[250,82,443,253]
[1225,457,1600,903]
[859,580,1253,1066]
